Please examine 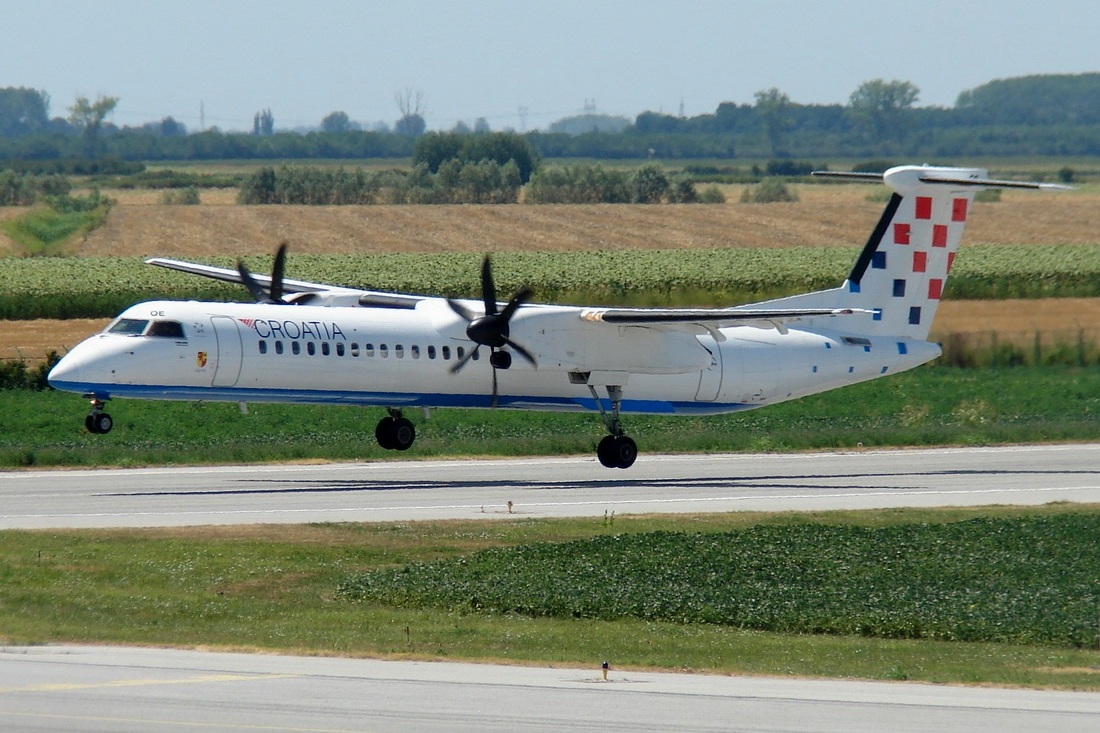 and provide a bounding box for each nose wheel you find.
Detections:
[84,398,113,434]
